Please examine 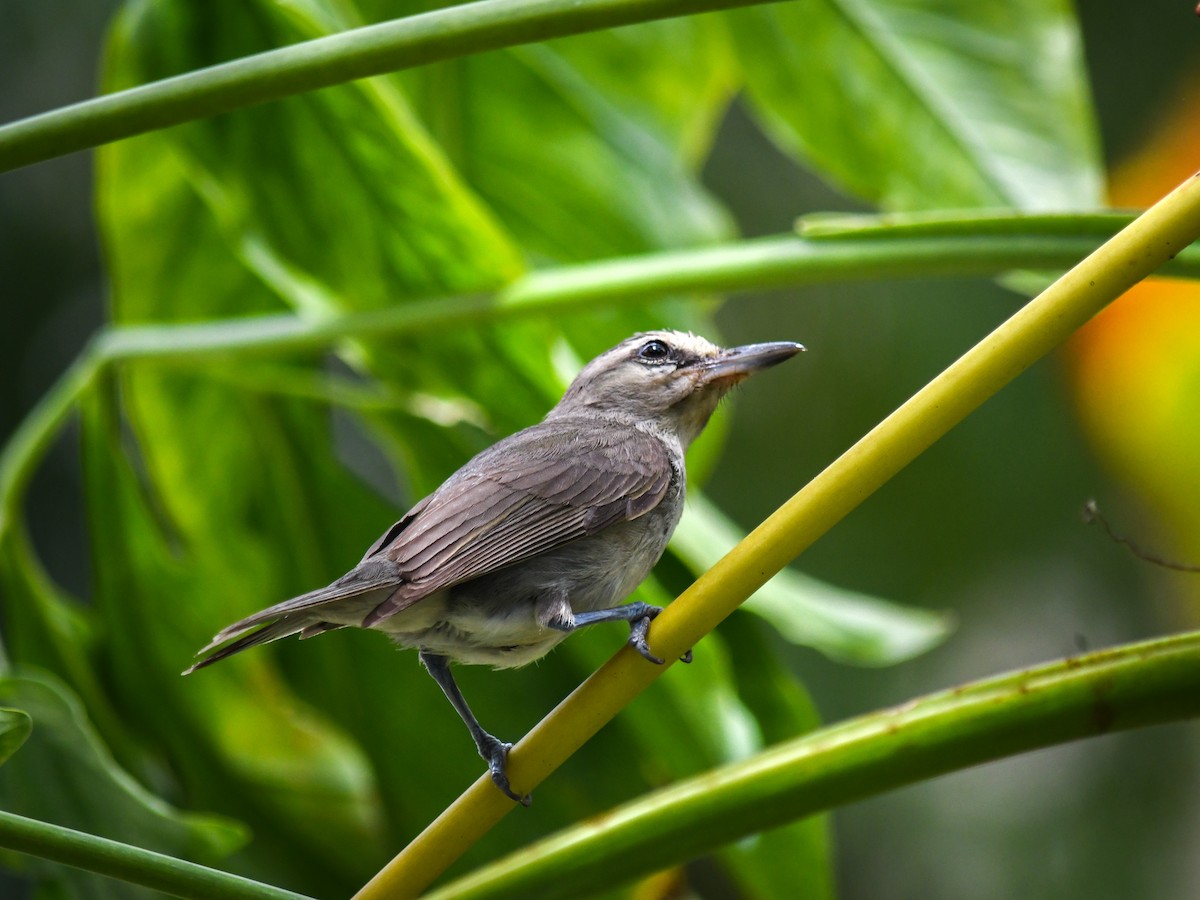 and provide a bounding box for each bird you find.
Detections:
[185,330,803,804]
